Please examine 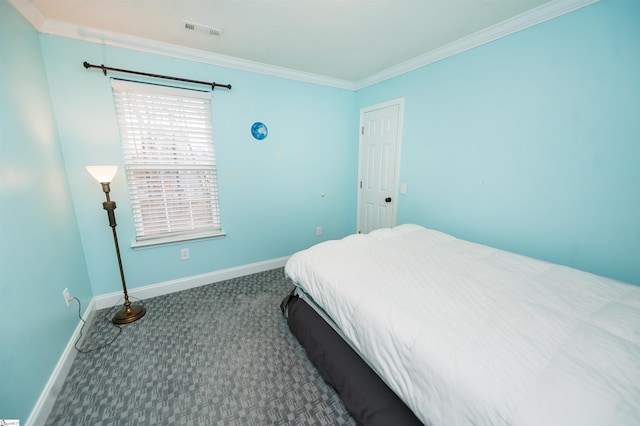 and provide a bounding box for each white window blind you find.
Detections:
[111,79,222,244]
